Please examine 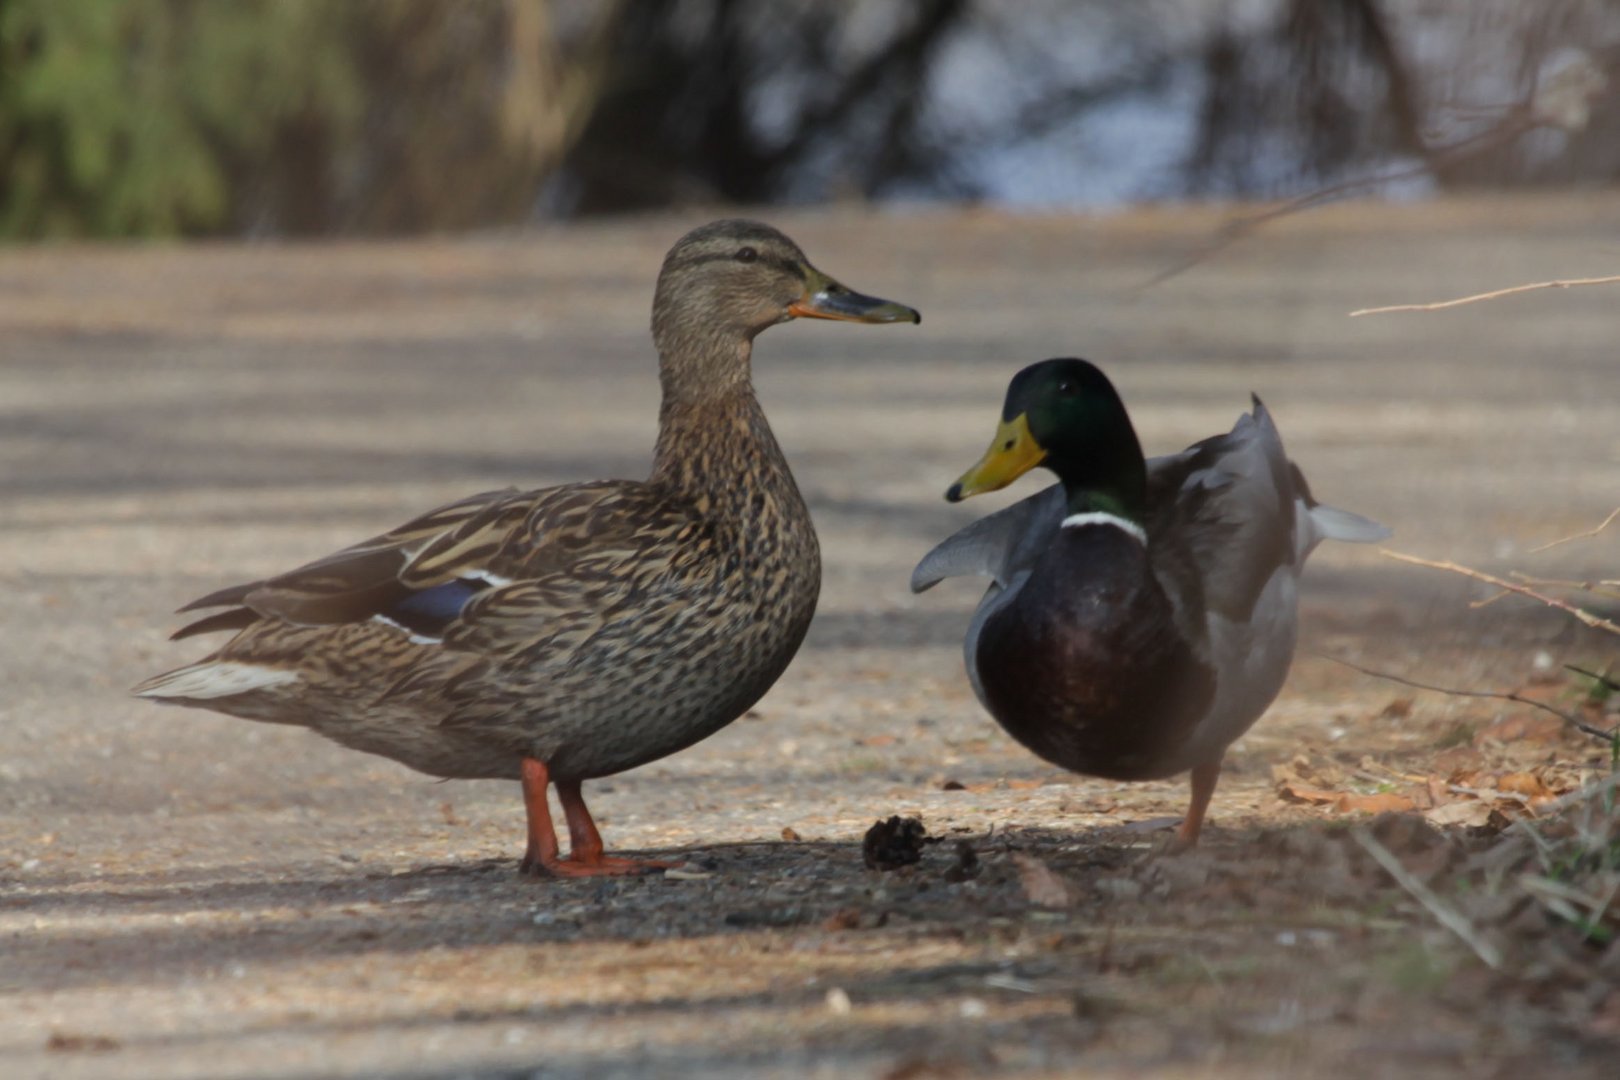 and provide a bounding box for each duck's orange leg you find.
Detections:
[517,756,675,878]
[519,756,564,874]
[555,778,680,876]
[1176,758,1223,848]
